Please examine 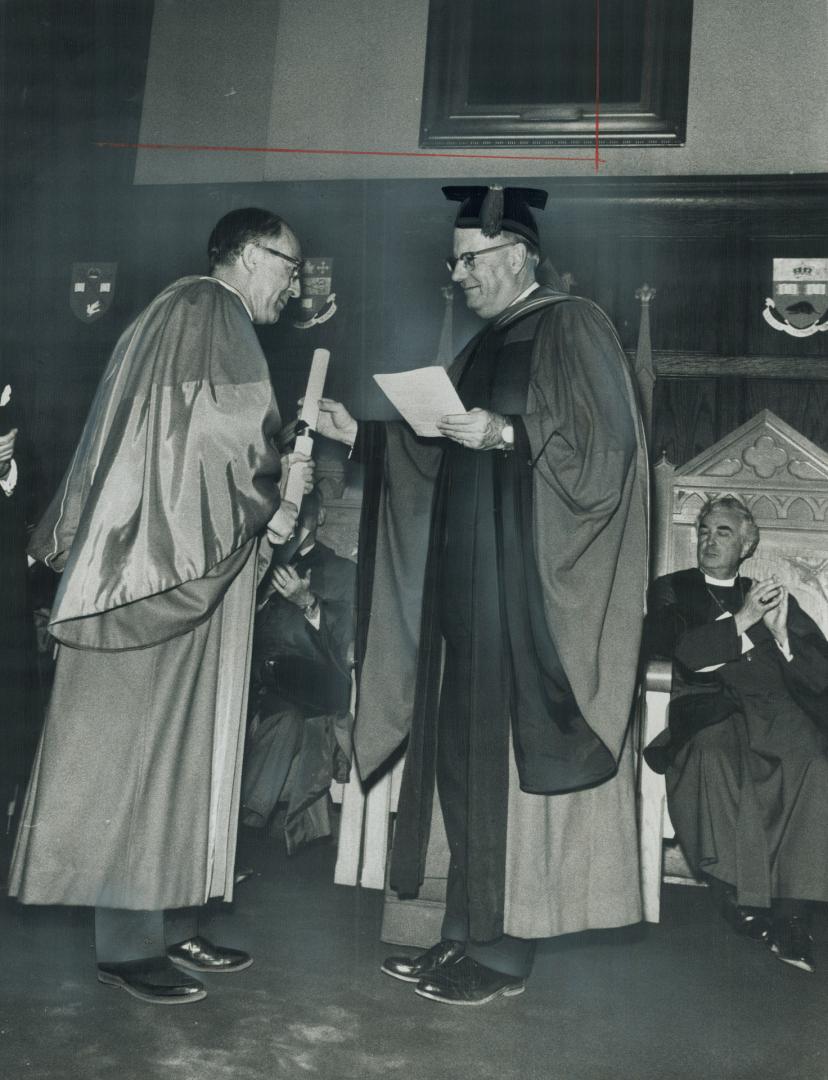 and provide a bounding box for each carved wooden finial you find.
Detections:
[634,283,657,441]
